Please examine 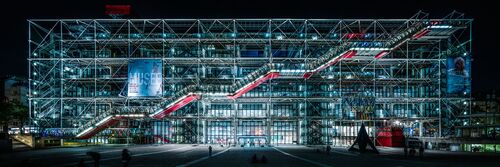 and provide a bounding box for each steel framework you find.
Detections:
[28,11,472,145]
